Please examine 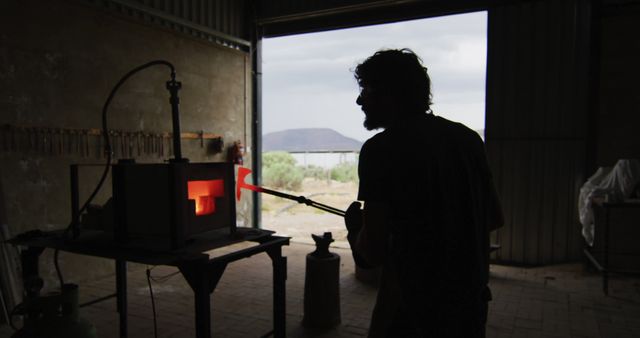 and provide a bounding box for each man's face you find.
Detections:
[356,85,393,130]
